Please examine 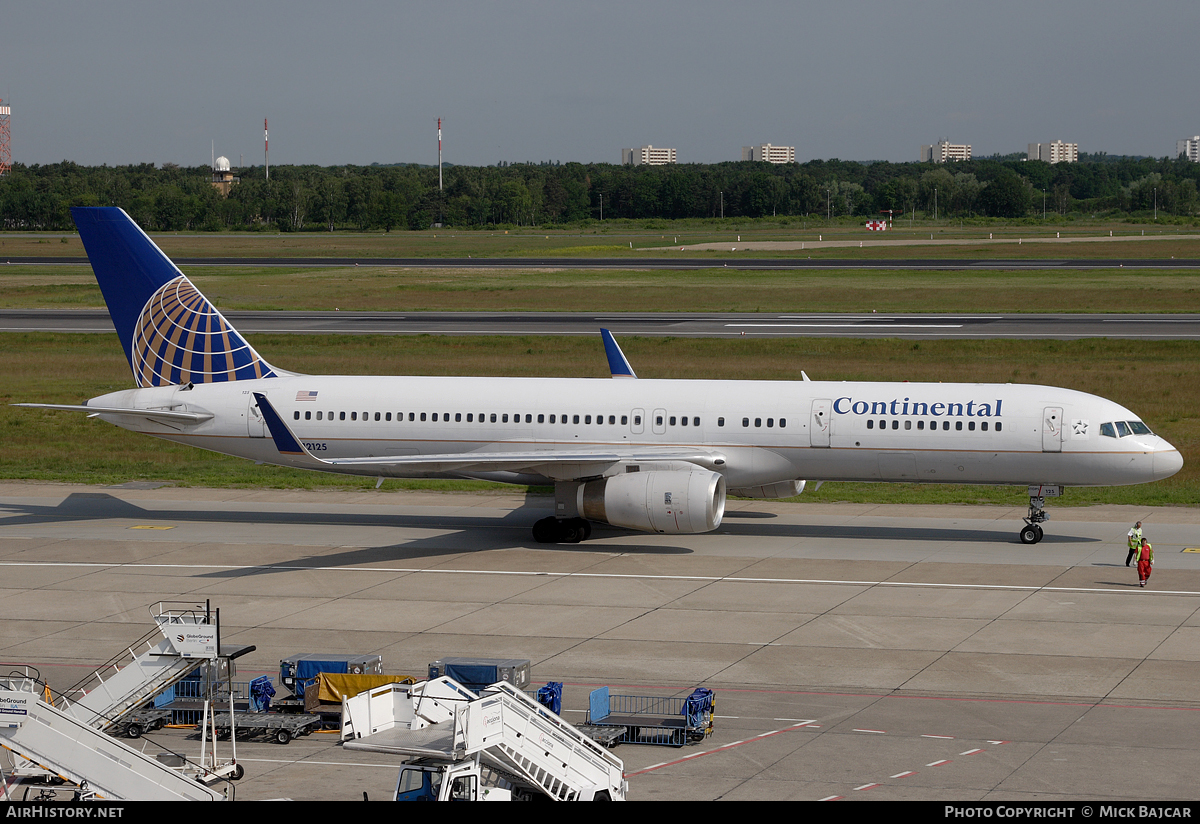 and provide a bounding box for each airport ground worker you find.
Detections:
[1137,539,1154,588]
[1126,521,1143,566]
